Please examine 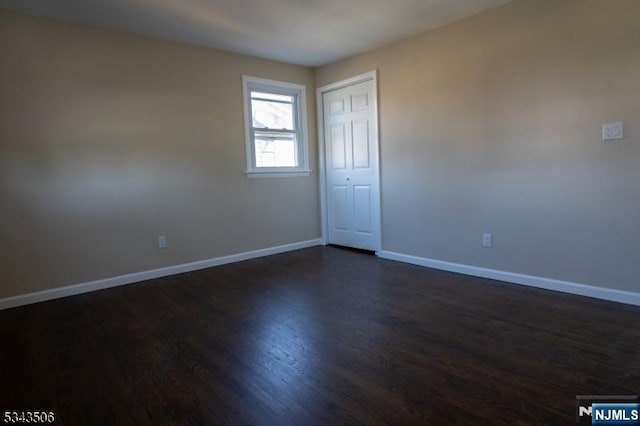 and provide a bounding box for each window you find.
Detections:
[243,76,310,177]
